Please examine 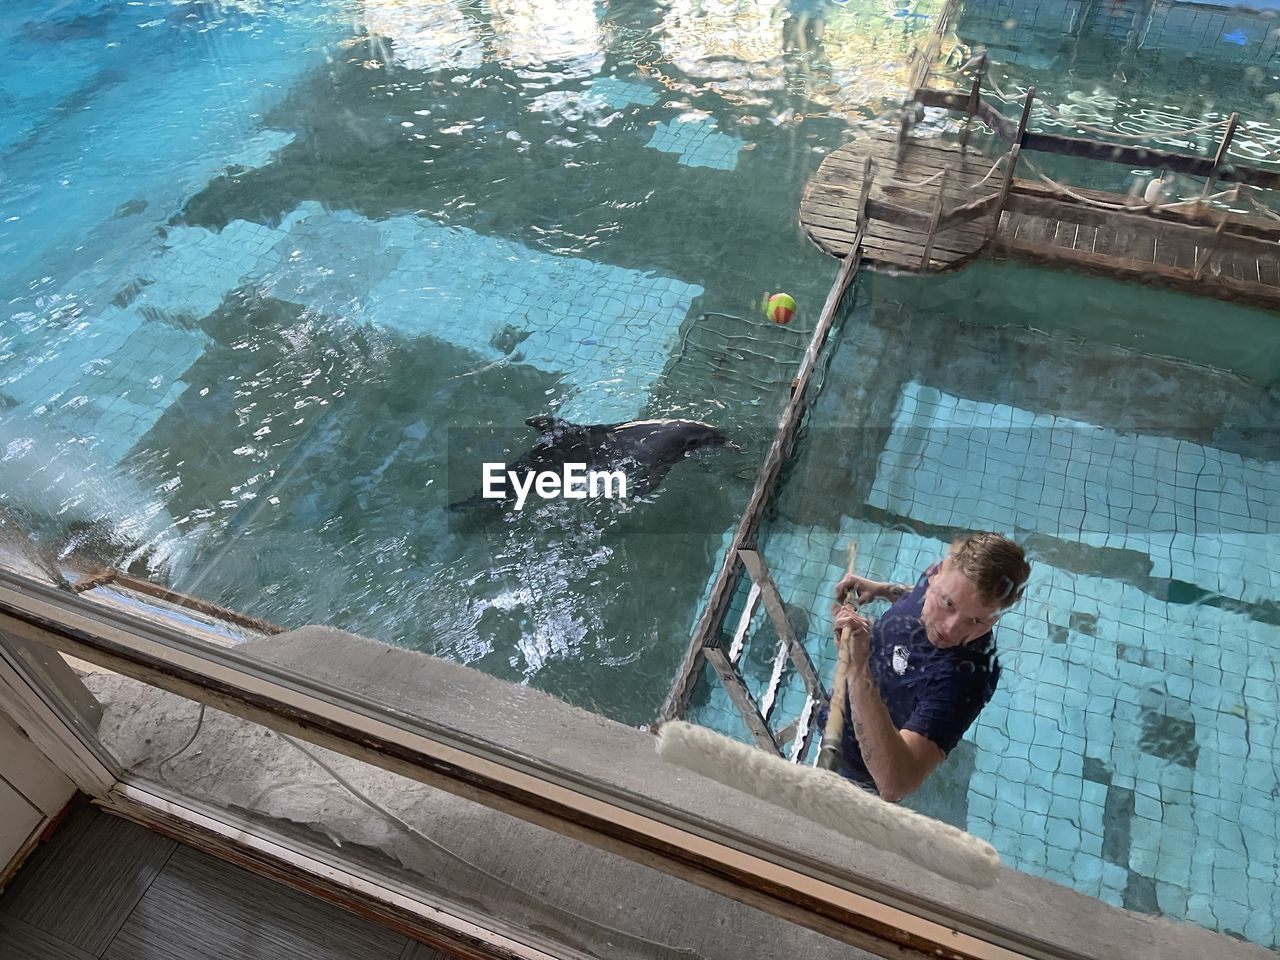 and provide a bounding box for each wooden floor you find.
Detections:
[801,134,1280,309]
[0,804,449,960]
